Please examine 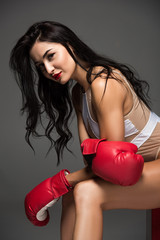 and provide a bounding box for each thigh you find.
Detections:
[95,158,160,210]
